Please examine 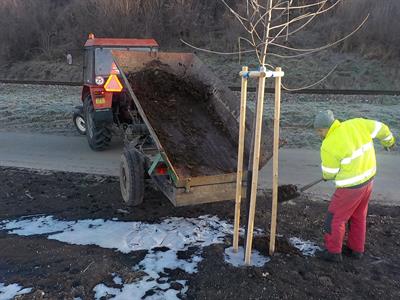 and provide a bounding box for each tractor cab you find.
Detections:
[82,33,159,87]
